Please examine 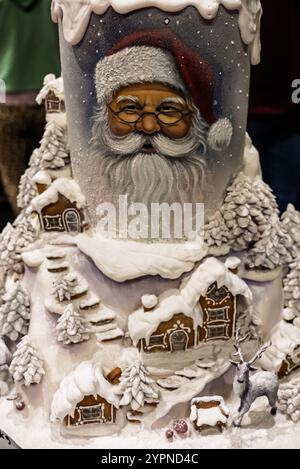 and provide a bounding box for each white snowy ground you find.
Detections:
[0,395,300,449]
